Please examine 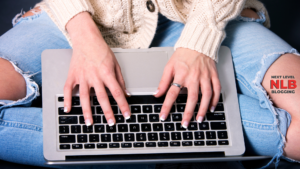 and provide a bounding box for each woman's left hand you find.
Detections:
[154,48,221,128]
